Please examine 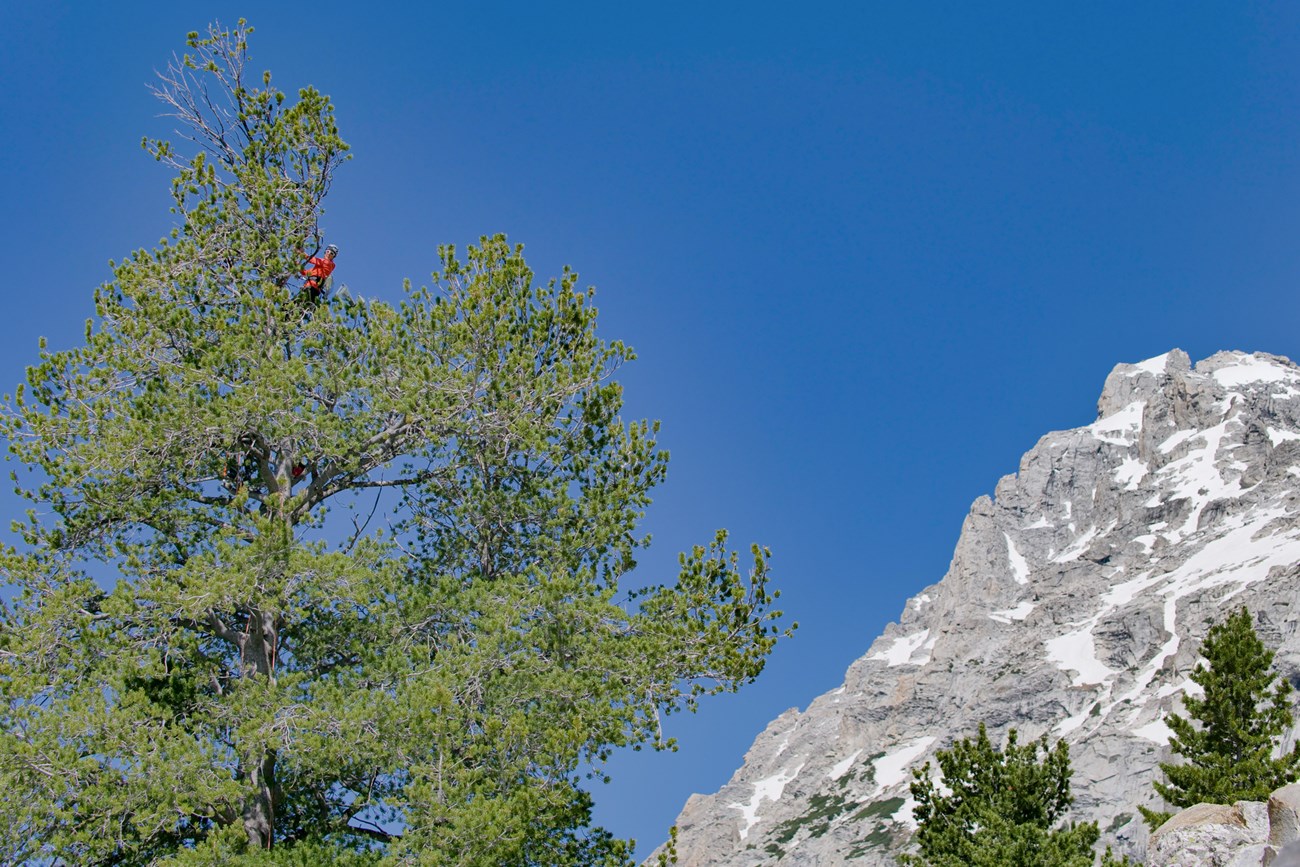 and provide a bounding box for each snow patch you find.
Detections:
[1005,534,1031,585]
[1044,623,1116,687]
[871,737,937,792]
[1157,677,1199,699]
[1100,570,1164,608]
[1058,706,1093,736]
[773,724,799,758]
[1090,401,1145,444]
[989,601,1035,624]
[1108,595,1180,713]
[1210,354,1298,388]
[915,632,937,666]
[1052,525,1100,563]
[1159,429,1197,455]
[828,749,863,781]
[869,629,933,667]
[1131,718,1174,745]
[1115,457,1148,491]
[891,796,920,830]
[729,764,805,840]
[1154,419,1247,539]
[1132,534,1157,553]
[1268,428,1300,446]
[1133,353,1176,375]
